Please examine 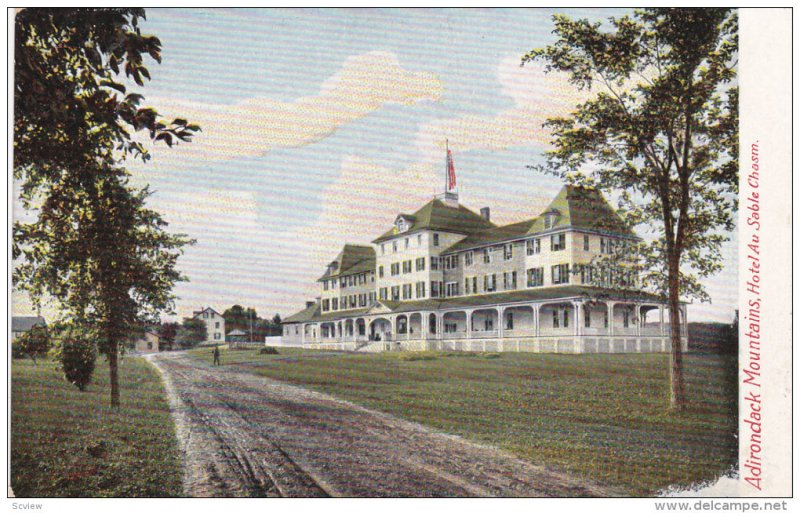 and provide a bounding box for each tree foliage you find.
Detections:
[175,318,207,349]
[16,326,51,365]
[14,8,199,194]
[523,8,737,409]
[158,321,180,351]
[53,329,98,392]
